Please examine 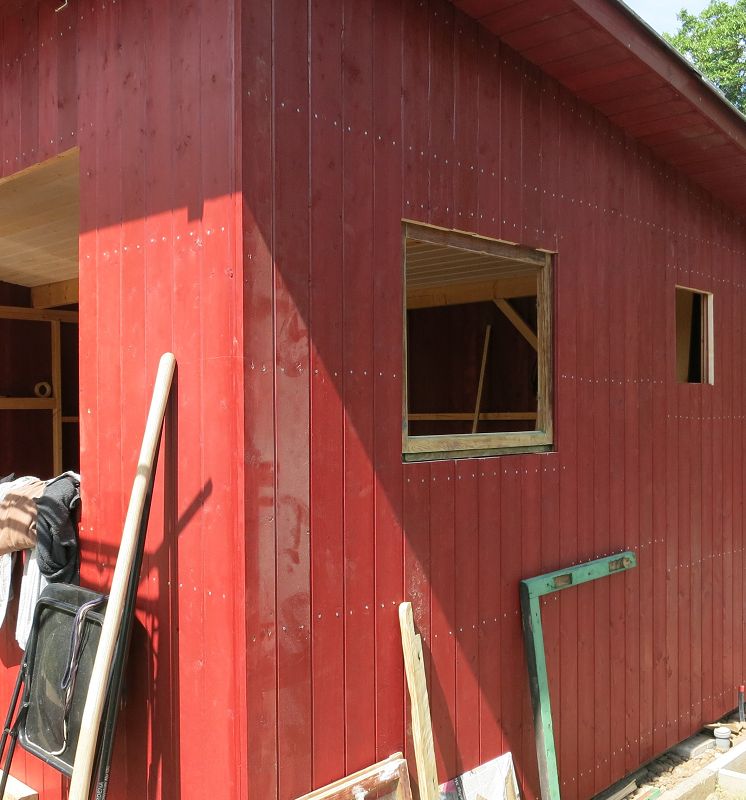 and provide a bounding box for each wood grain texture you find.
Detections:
[399,603,439,800]
[294,754,412,800]
[0,2,247,800]
[1,1,746,800]
[240,1,746,799]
